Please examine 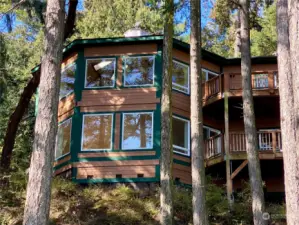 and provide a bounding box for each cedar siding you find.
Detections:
[49,36,283,193]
